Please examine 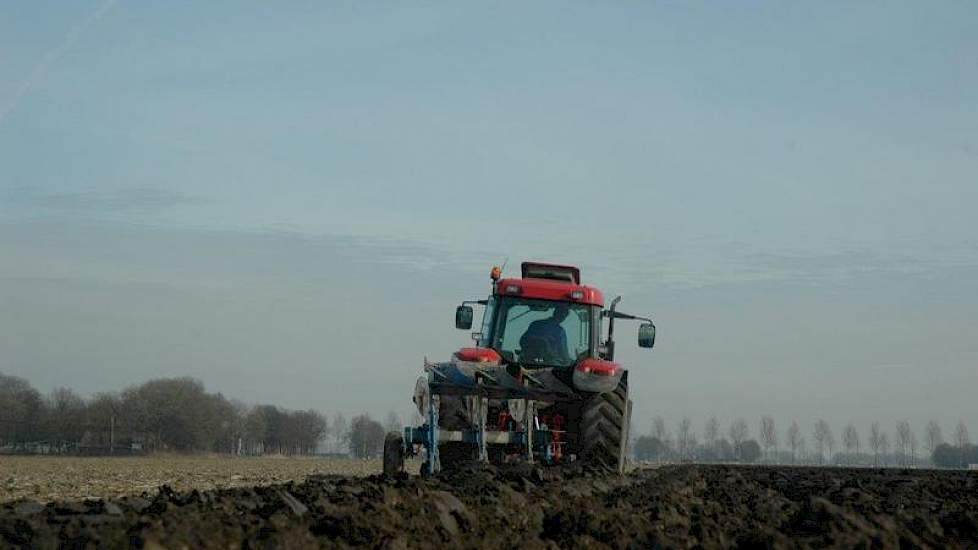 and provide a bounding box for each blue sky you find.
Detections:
[1,2,976,437]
